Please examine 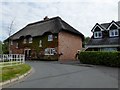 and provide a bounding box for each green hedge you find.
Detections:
[78,51,120,67]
